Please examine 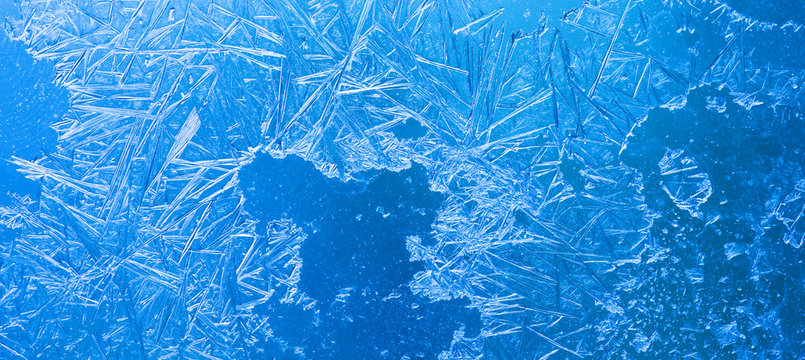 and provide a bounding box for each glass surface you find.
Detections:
[0,0,803,359]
